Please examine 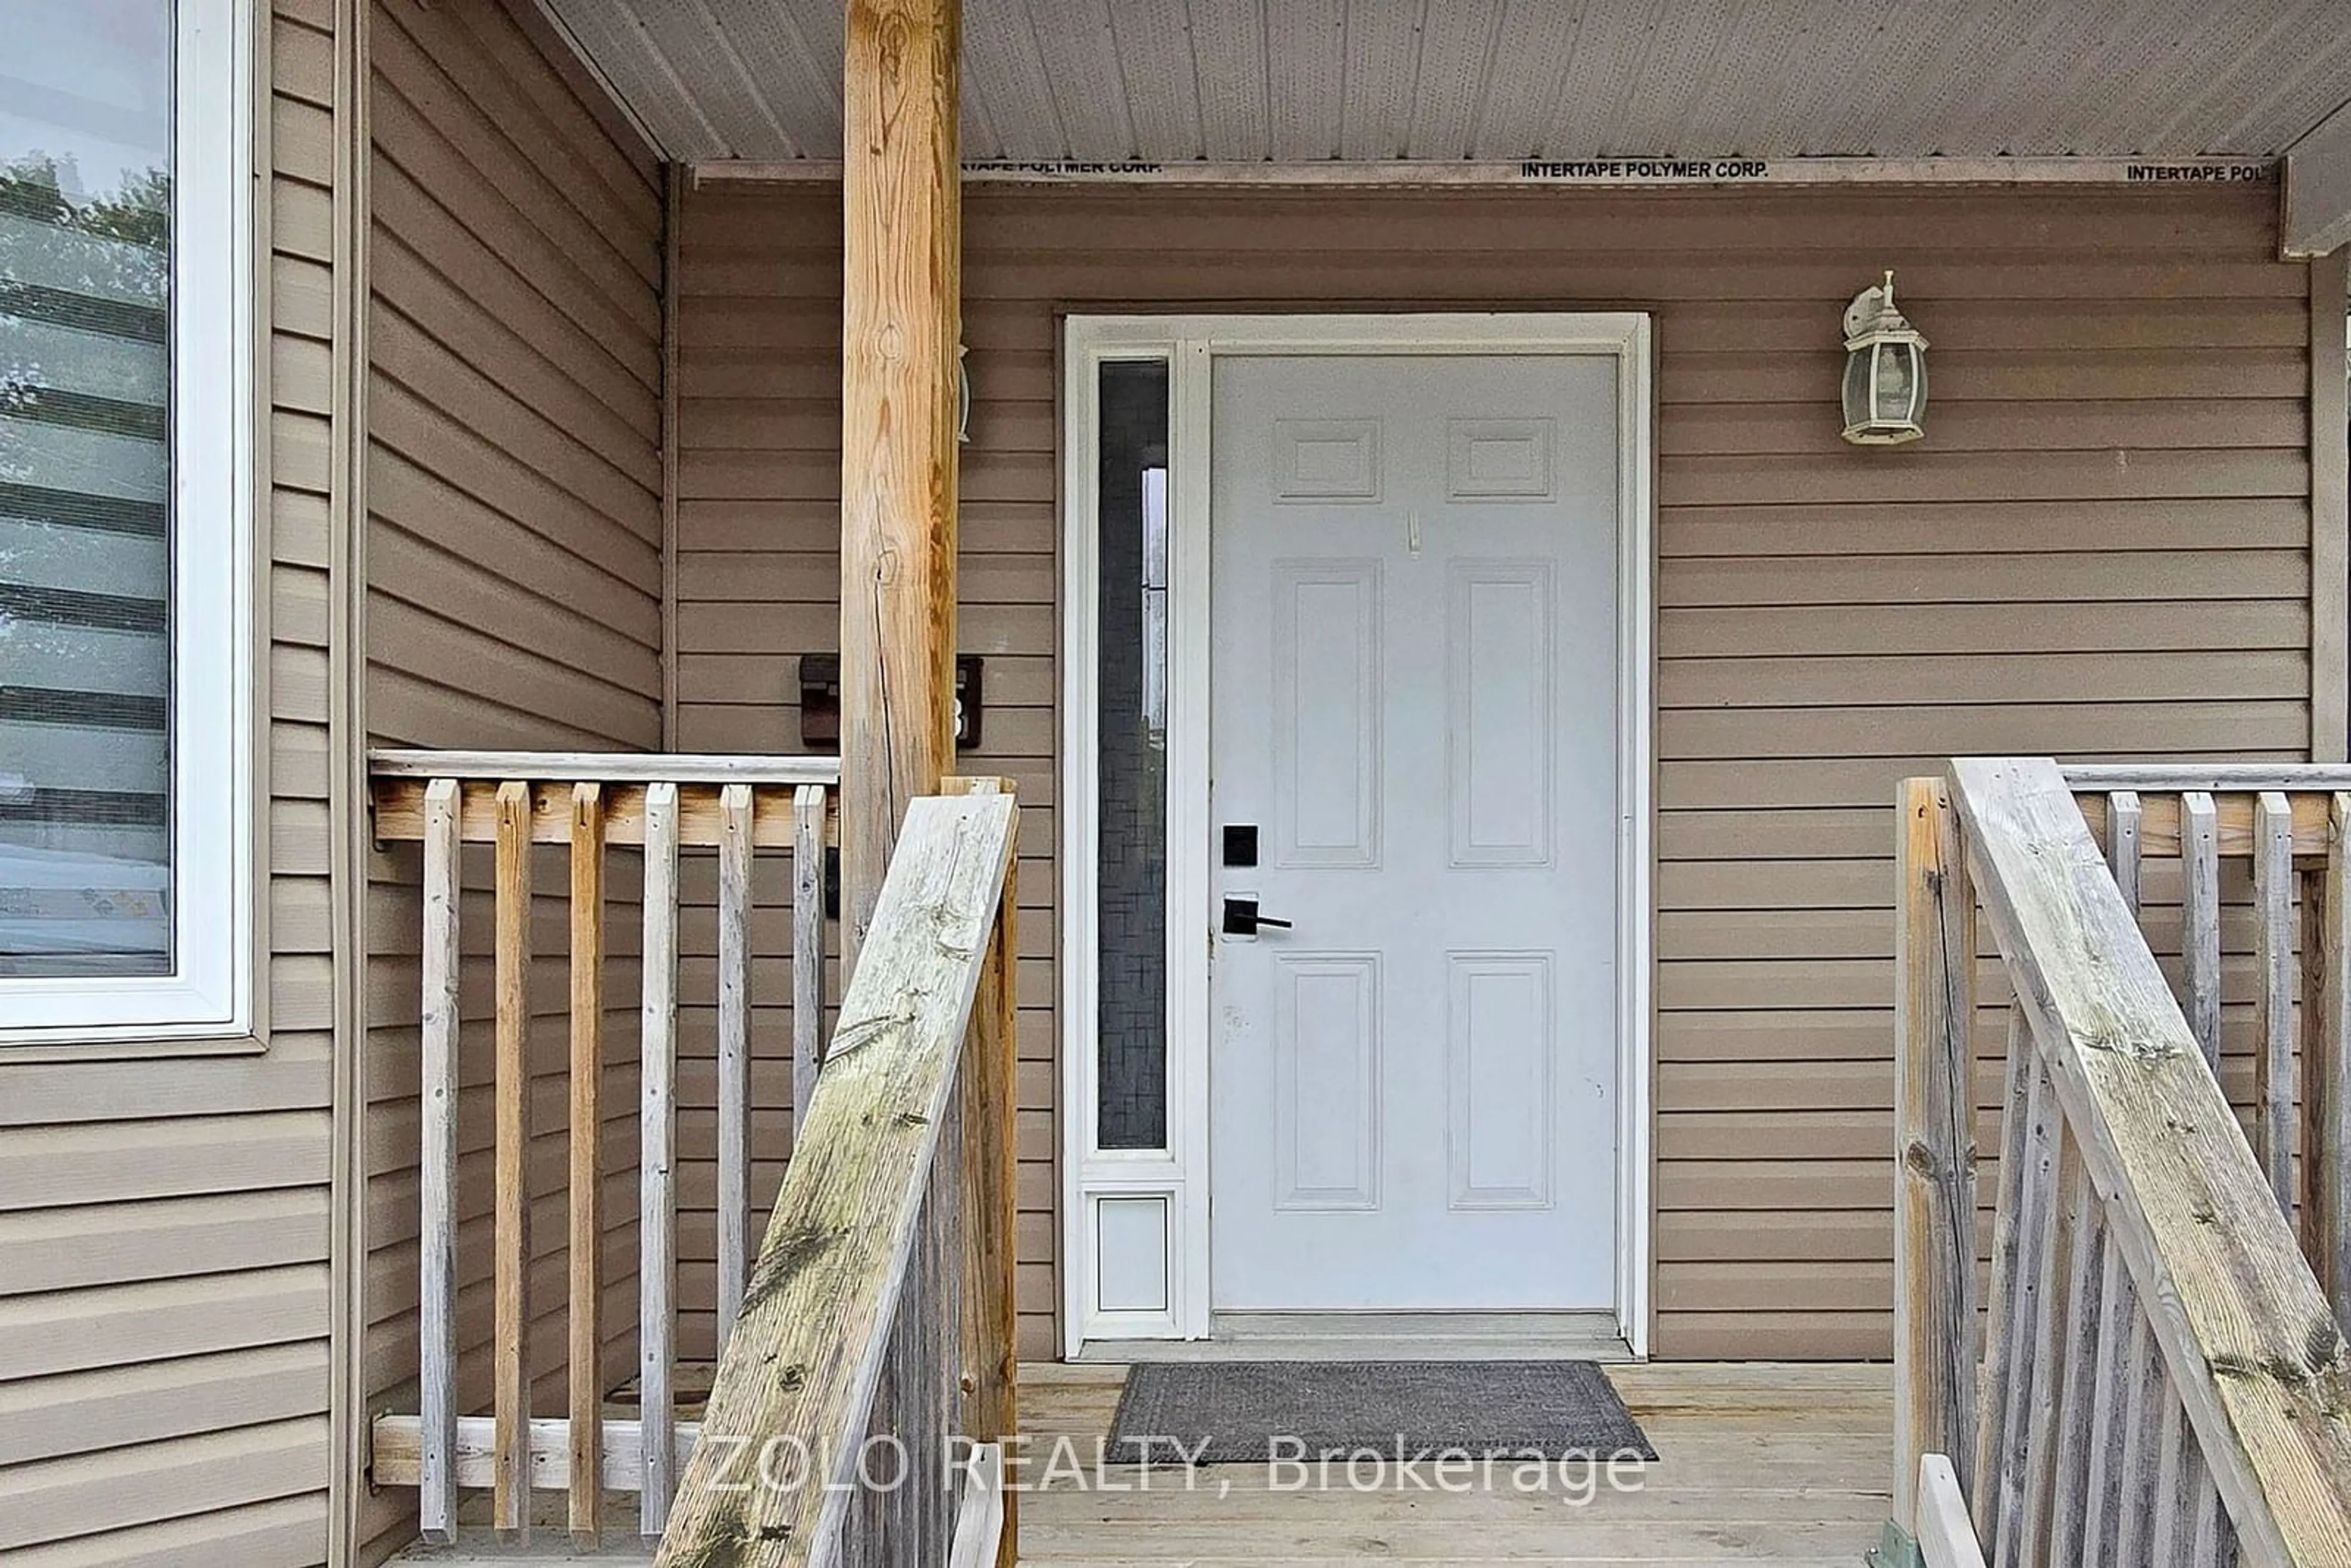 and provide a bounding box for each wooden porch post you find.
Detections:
[1894,777,1981,1531]
[839,0,962,975]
